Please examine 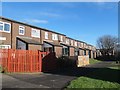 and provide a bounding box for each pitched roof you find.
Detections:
[17,37,42,45]
[0,16,65,36]
[44,41,62,47]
